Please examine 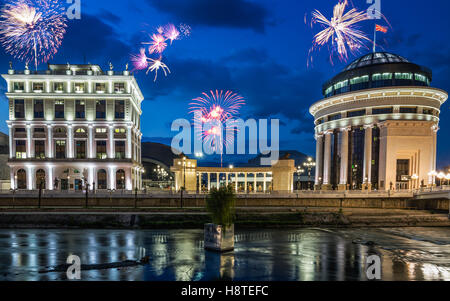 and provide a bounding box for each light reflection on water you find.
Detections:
[0,228,449,281]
